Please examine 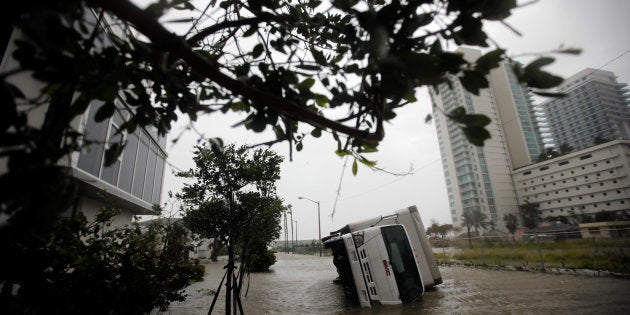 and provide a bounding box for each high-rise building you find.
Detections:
[537,68,630,151]
[429,47,544,228]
